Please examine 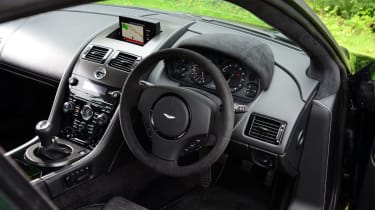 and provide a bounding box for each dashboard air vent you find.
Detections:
[246,114,286,145]
[82,46,111,64]
[109,52,141,72]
